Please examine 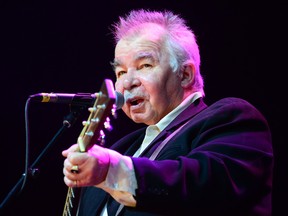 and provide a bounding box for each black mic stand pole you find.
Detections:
[0,104,87,214]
